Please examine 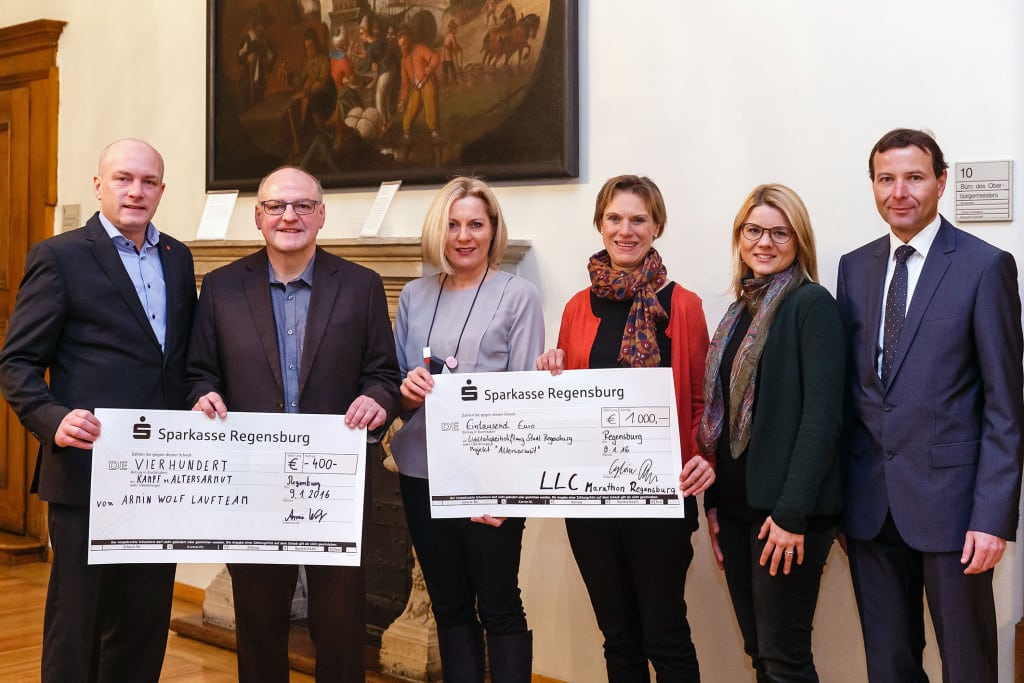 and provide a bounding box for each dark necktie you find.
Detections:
[881,245,915,384]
